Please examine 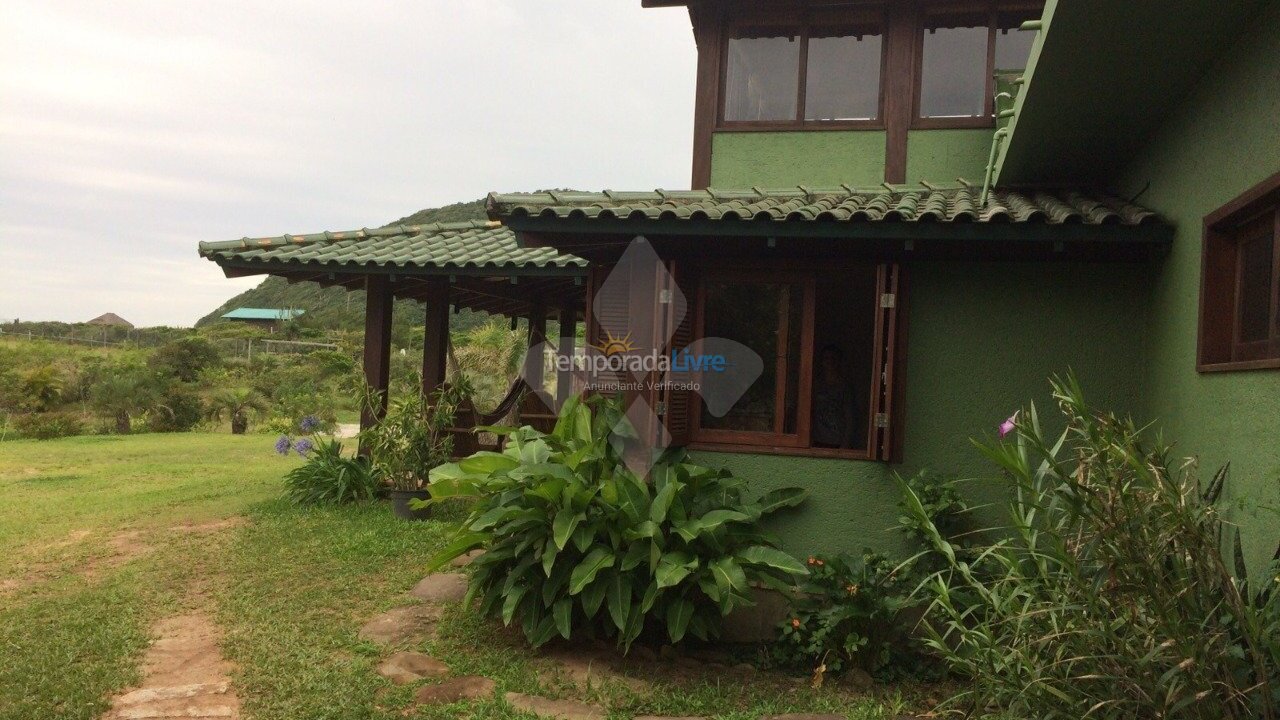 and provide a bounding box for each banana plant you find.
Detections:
[423,394,809,650]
